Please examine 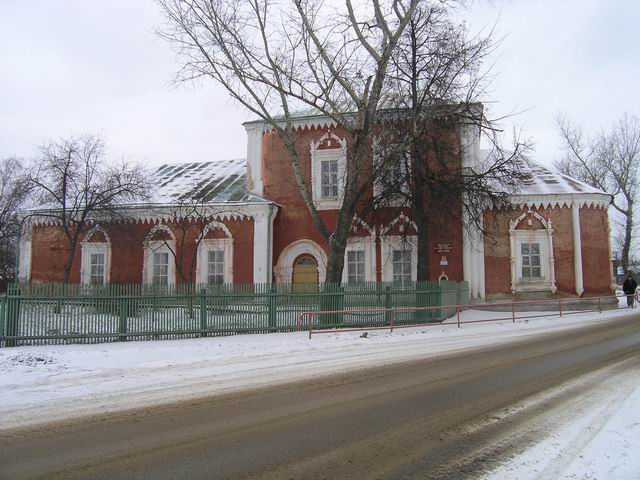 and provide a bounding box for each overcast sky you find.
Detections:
[1,0,639,169]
